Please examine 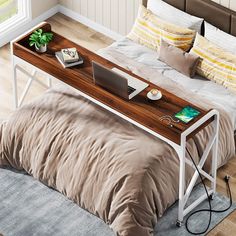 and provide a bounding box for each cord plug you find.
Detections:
[224,175,230,182]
